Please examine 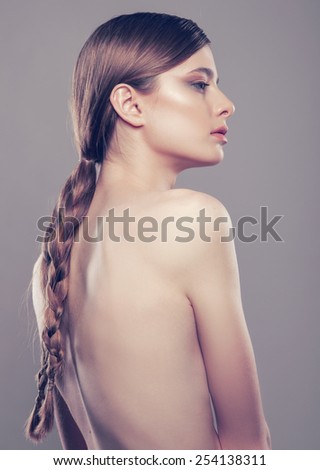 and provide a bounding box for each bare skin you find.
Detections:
[32,45,271,449]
